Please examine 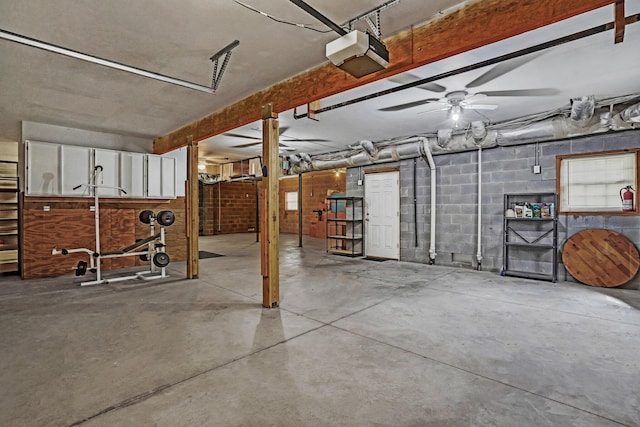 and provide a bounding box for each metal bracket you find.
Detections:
[210,40,240,91]
[346,0,399,39]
